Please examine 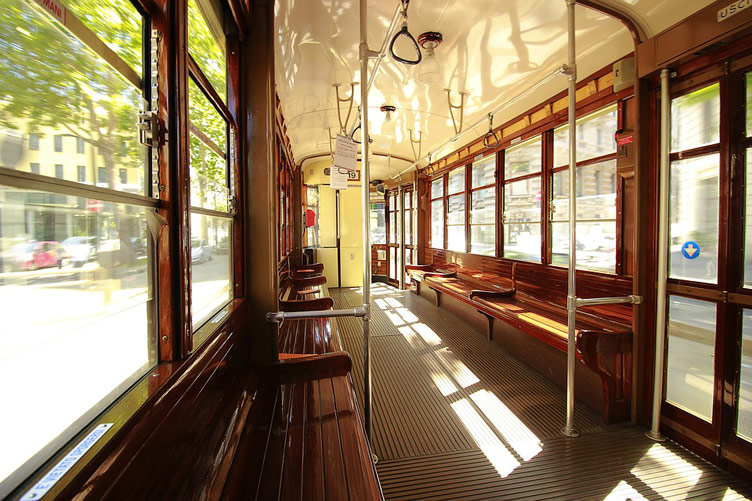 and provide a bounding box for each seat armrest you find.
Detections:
[279,297,334,311]
[469,288,516,300]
